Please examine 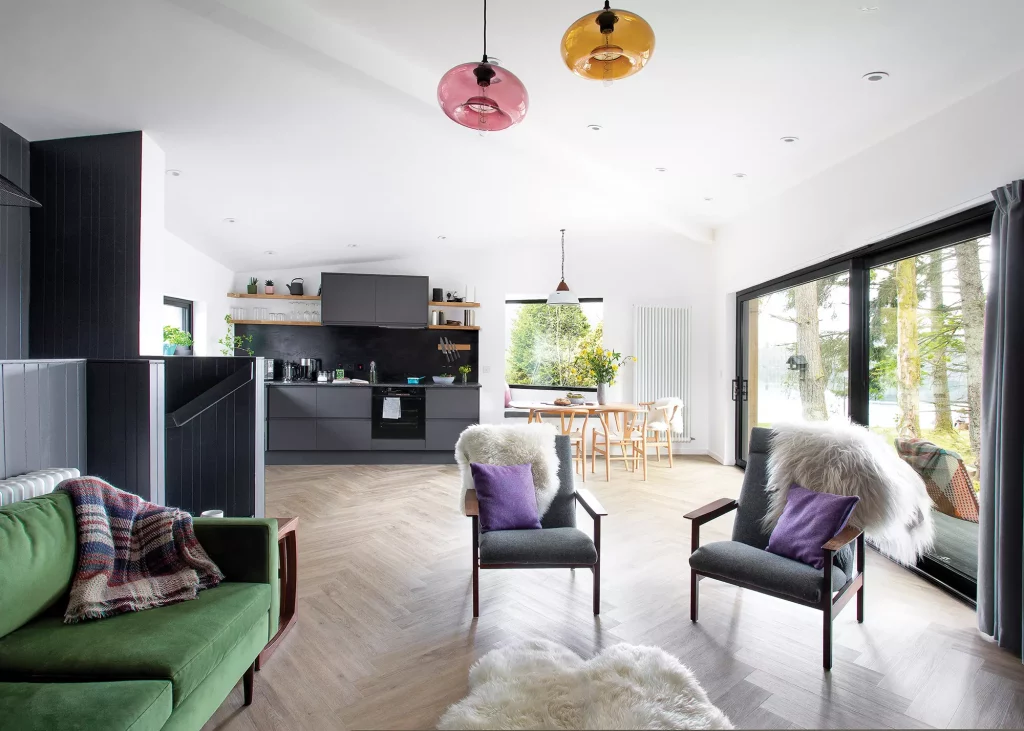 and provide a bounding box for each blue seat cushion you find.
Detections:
[690,541,849,604]
[480,527,598,565]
